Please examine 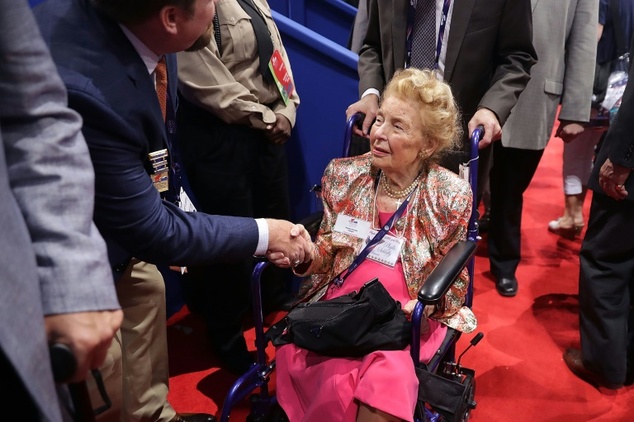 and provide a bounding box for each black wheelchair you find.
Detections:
[219,114,484,422]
